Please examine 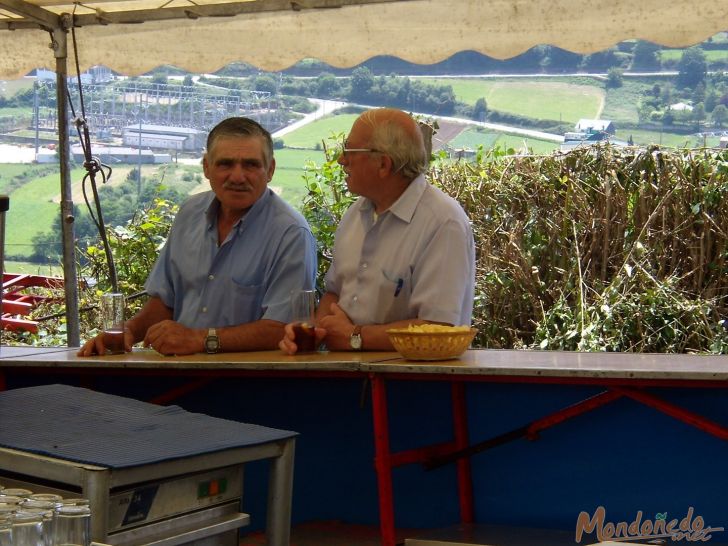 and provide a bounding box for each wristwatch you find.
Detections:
[205,328,220,354]
[350,325,362,351]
